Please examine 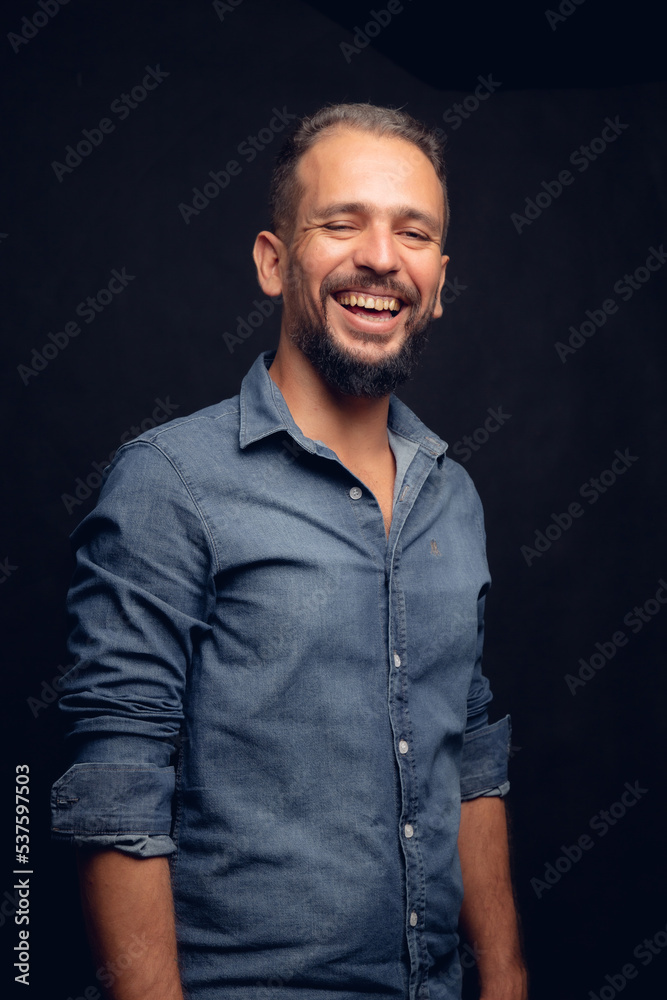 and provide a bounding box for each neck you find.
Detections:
[268,333,392,462]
